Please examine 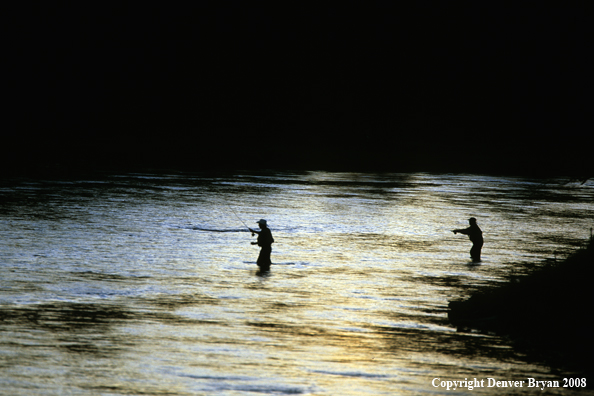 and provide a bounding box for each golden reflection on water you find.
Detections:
[1,172,592,395]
